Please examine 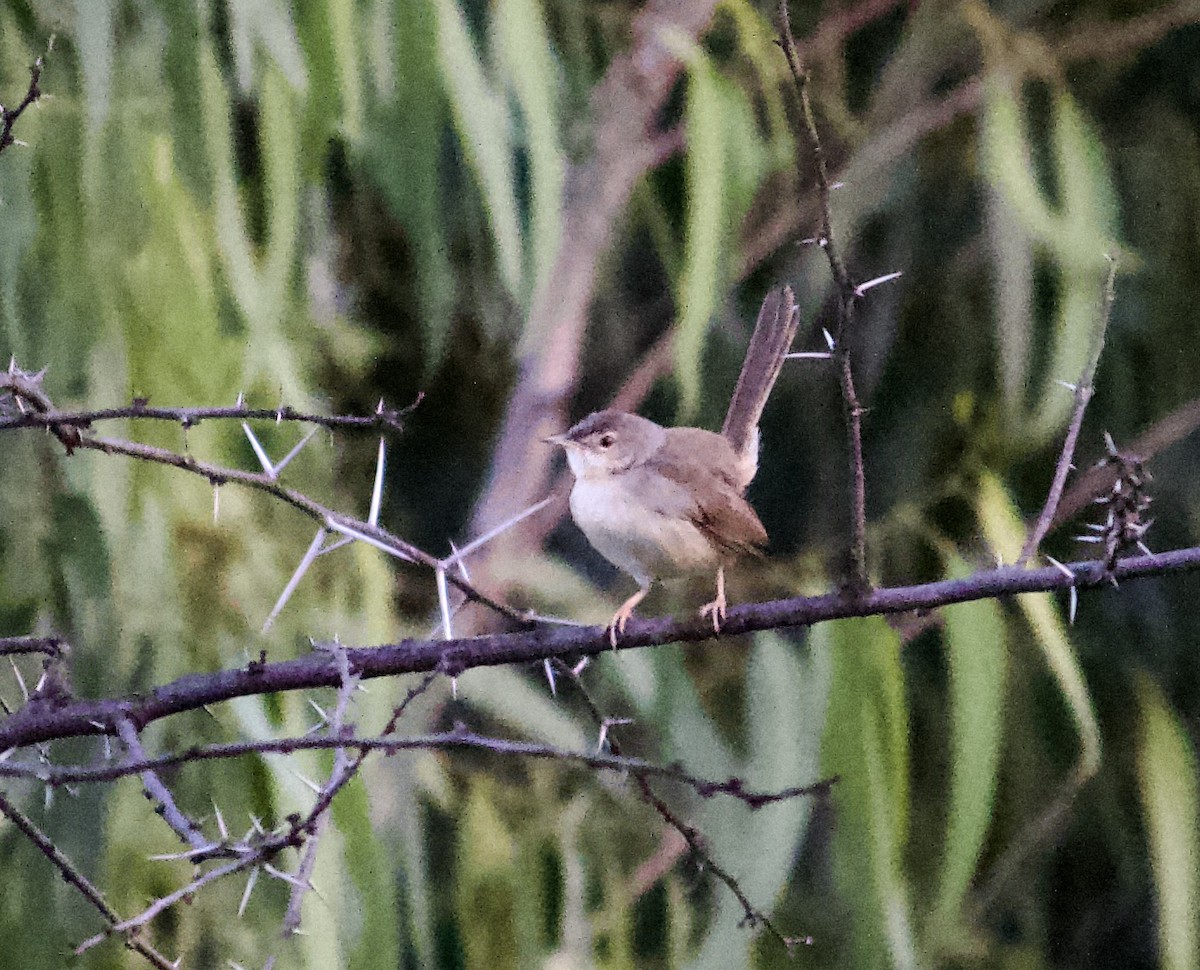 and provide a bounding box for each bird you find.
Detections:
[546,287,798,645]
